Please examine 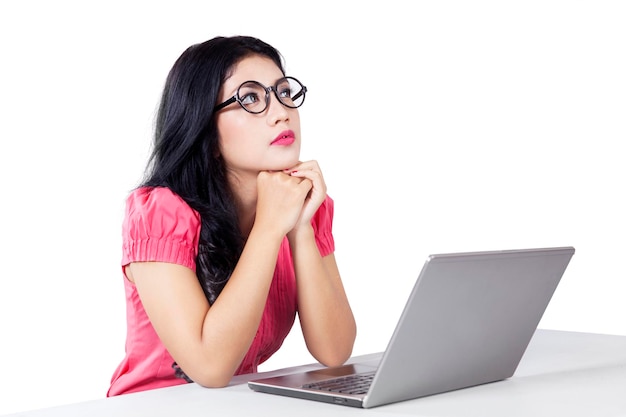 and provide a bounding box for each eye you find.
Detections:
[278,86,292,99]
[240,92,261,105]
[275,79,293,98]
